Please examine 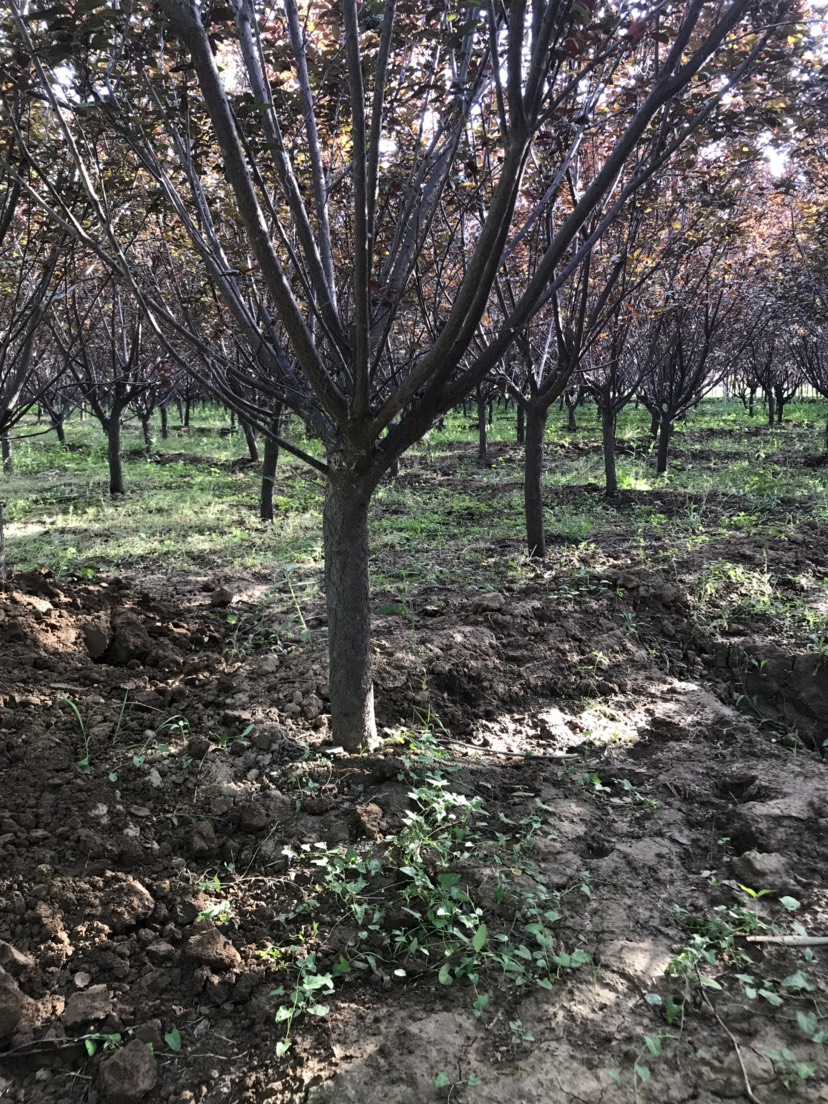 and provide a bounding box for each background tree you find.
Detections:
[5,0,803,748]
